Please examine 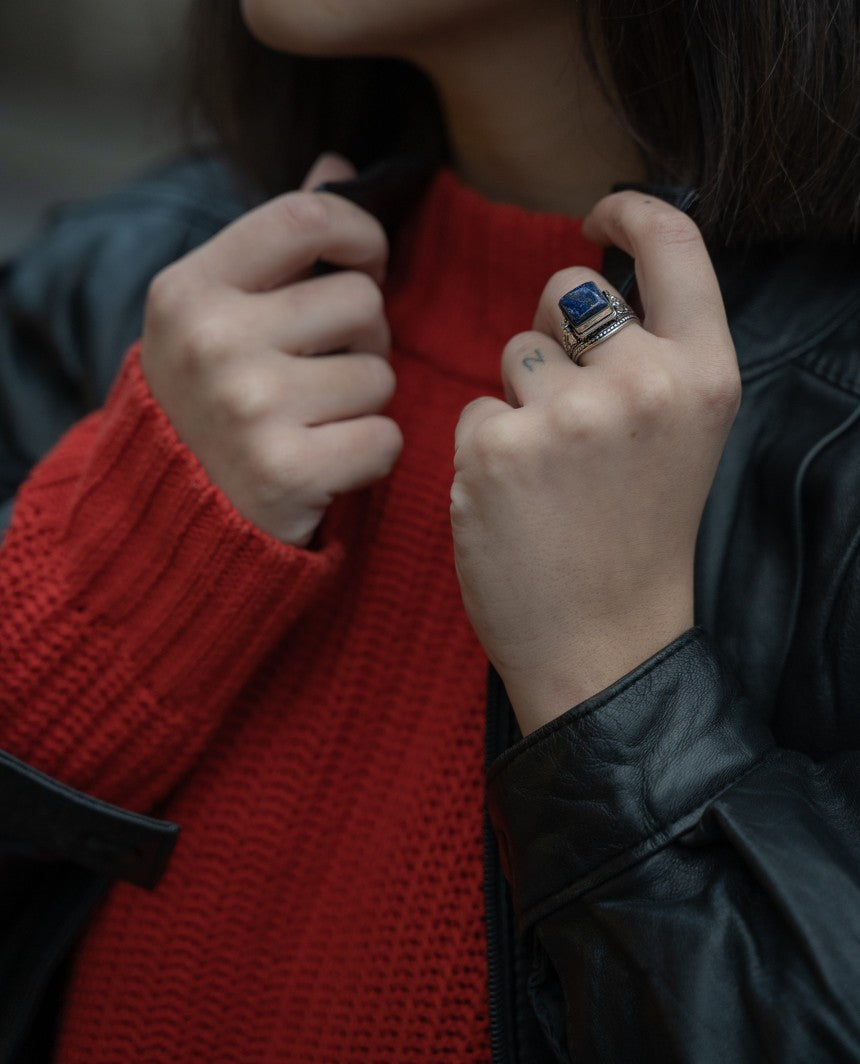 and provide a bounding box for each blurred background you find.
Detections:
[0,0,194,258]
